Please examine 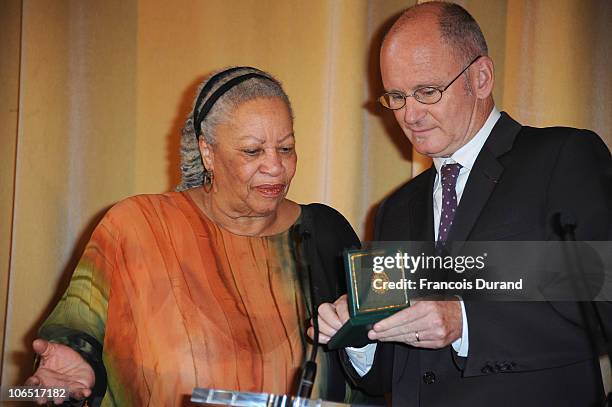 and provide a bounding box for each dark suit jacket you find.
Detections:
[342,113,612,406]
